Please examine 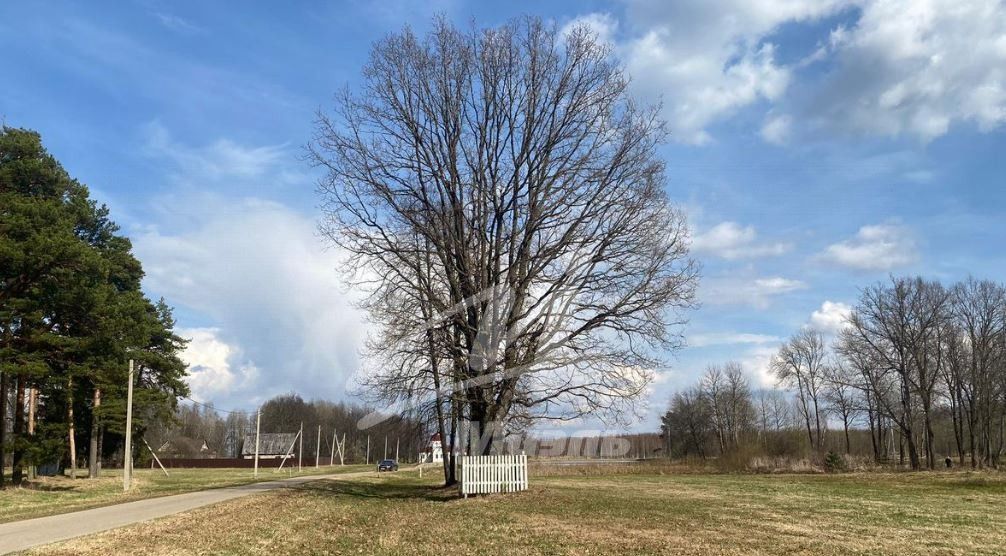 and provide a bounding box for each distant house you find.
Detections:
[420,433,452,463]
[241,432,298,459]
